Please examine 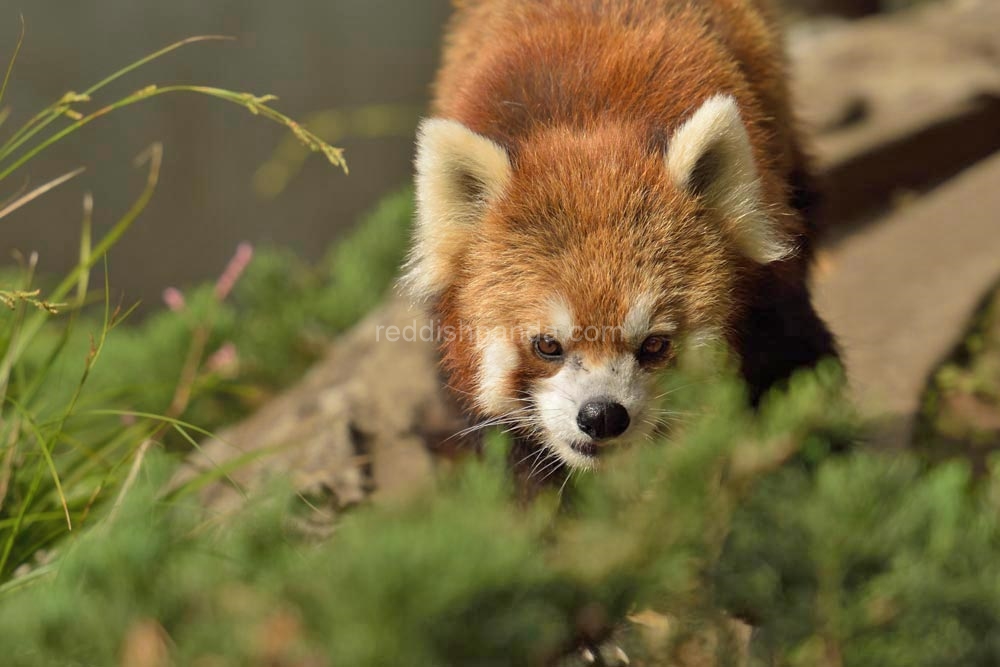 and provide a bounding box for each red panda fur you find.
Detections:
[415,0,838,485]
